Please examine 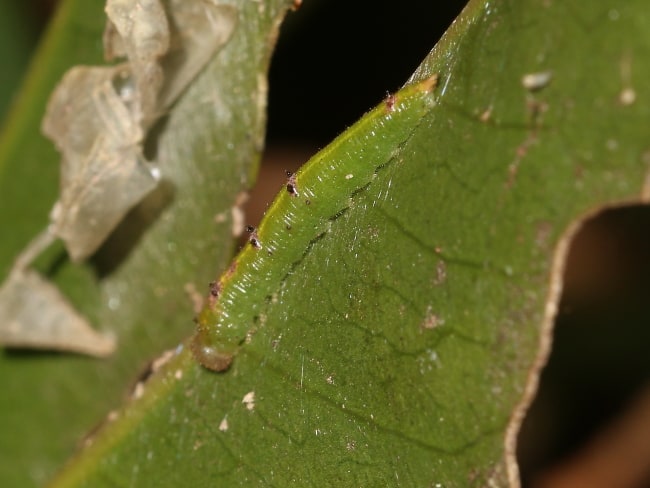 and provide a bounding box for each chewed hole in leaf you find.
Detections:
[518,205,650,488]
